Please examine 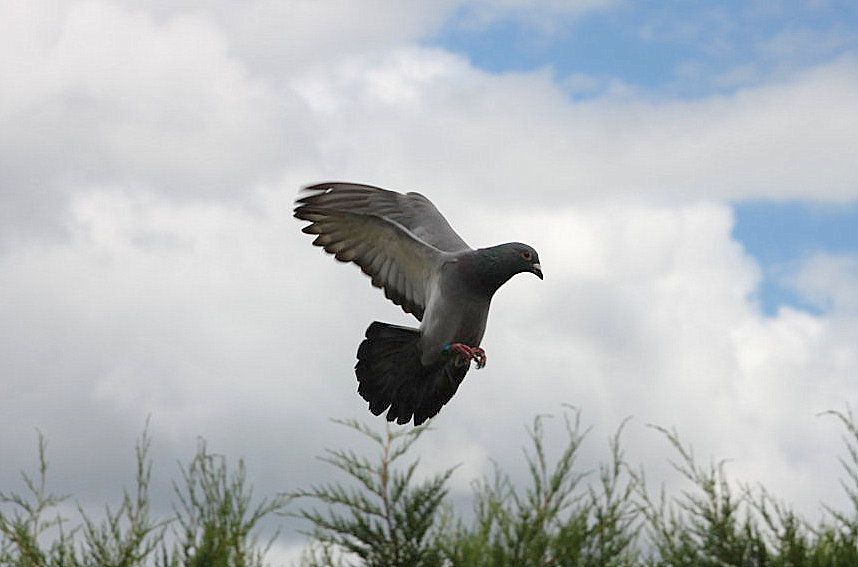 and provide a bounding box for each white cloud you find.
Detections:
[116,0,461,77]
[789,253,858,313]
[0,0,306,245]
[760,25,858,61]
[456,203,858,514]
[4,1,856,246]
[290,49,858,206]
